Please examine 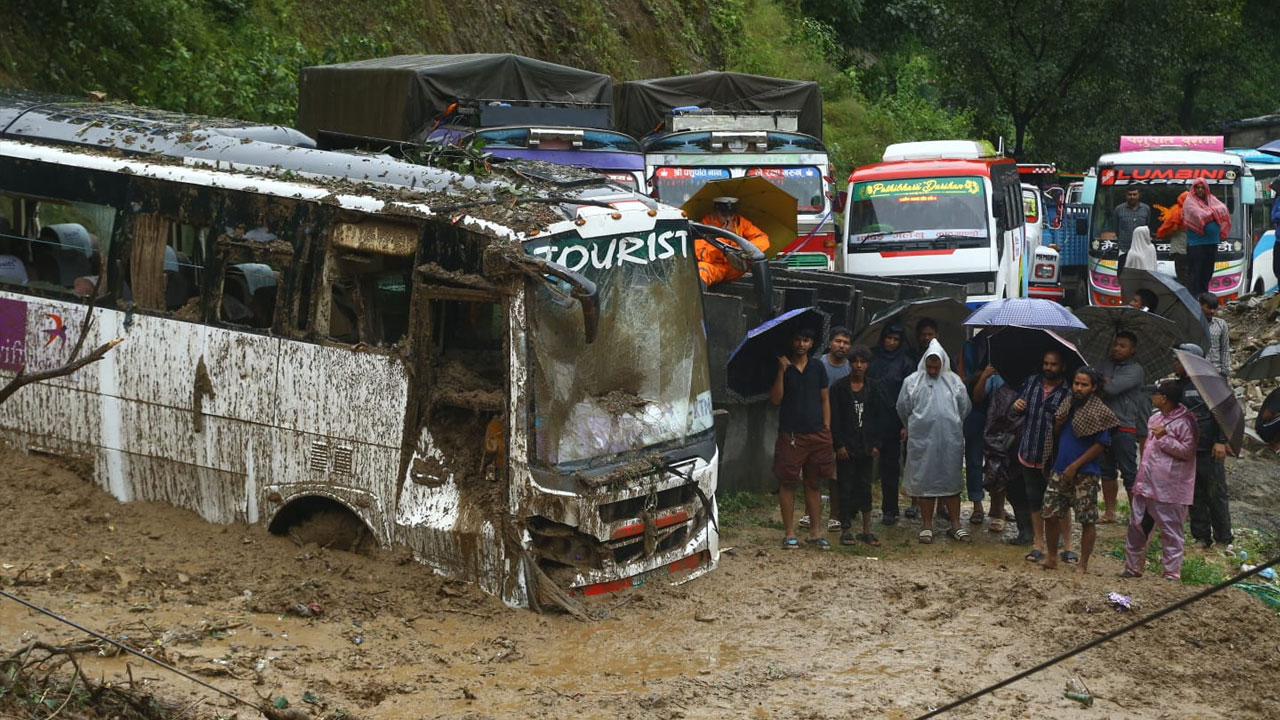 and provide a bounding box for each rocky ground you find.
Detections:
[2,450,1279,720]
